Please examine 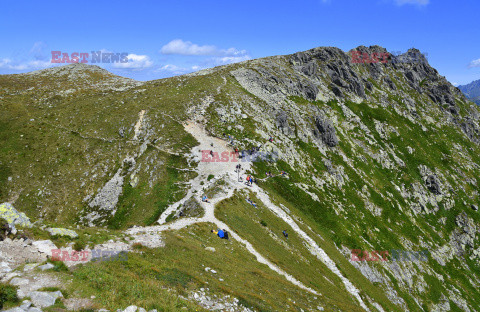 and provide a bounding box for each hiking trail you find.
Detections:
[126,121,371,310]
